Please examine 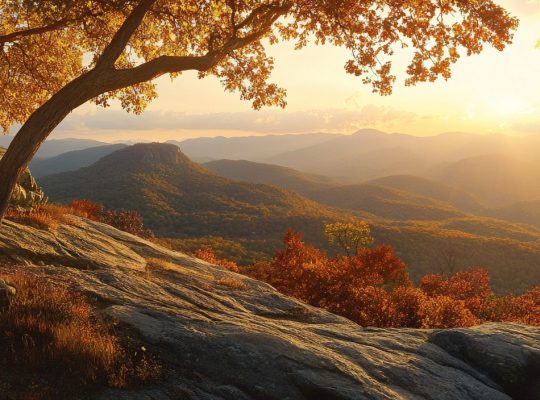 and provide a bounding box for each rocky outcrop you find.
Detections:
[0,217,539,400]
[0,147,47,210]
